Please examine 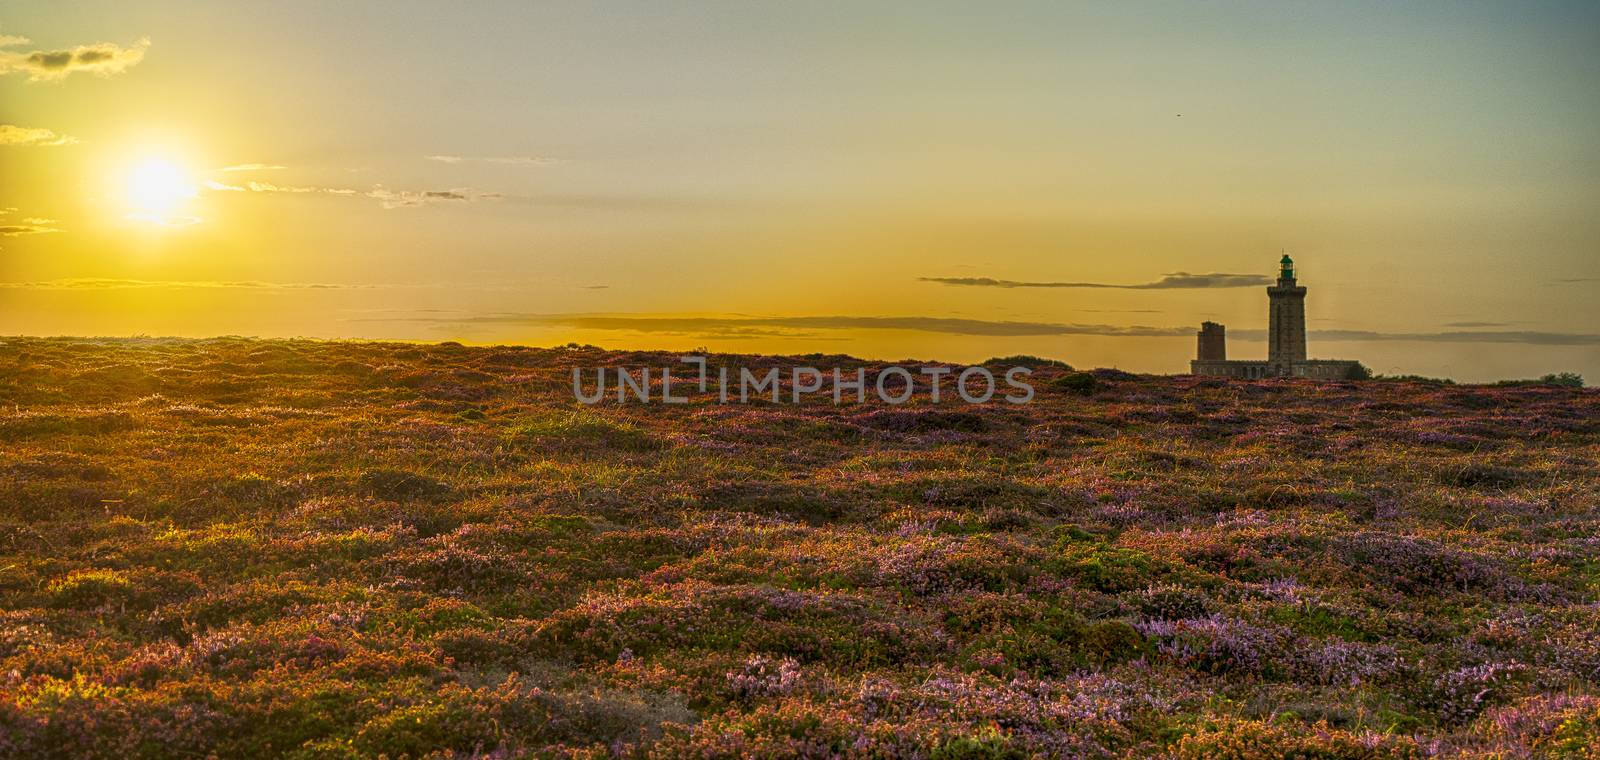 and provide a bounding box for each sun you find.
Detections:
[127,157,198,220]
